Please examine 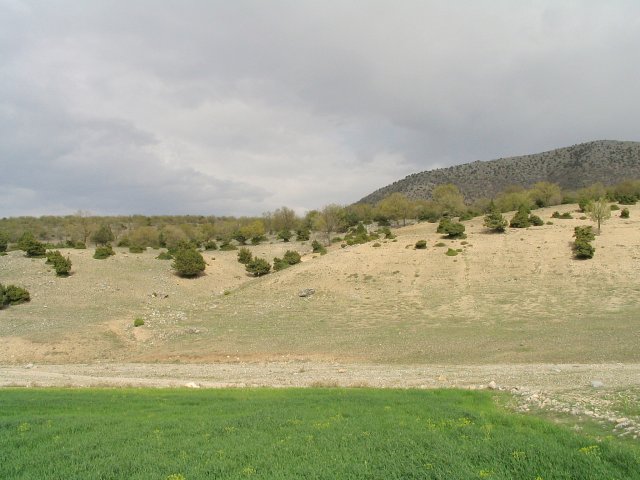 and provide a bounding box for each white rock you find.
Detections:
[590,380,604,388]
[487,381,497,390]
[184,382,201,389]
